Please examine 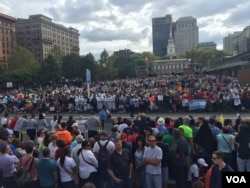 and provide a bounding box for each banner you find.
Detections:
[189,99,206,111]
